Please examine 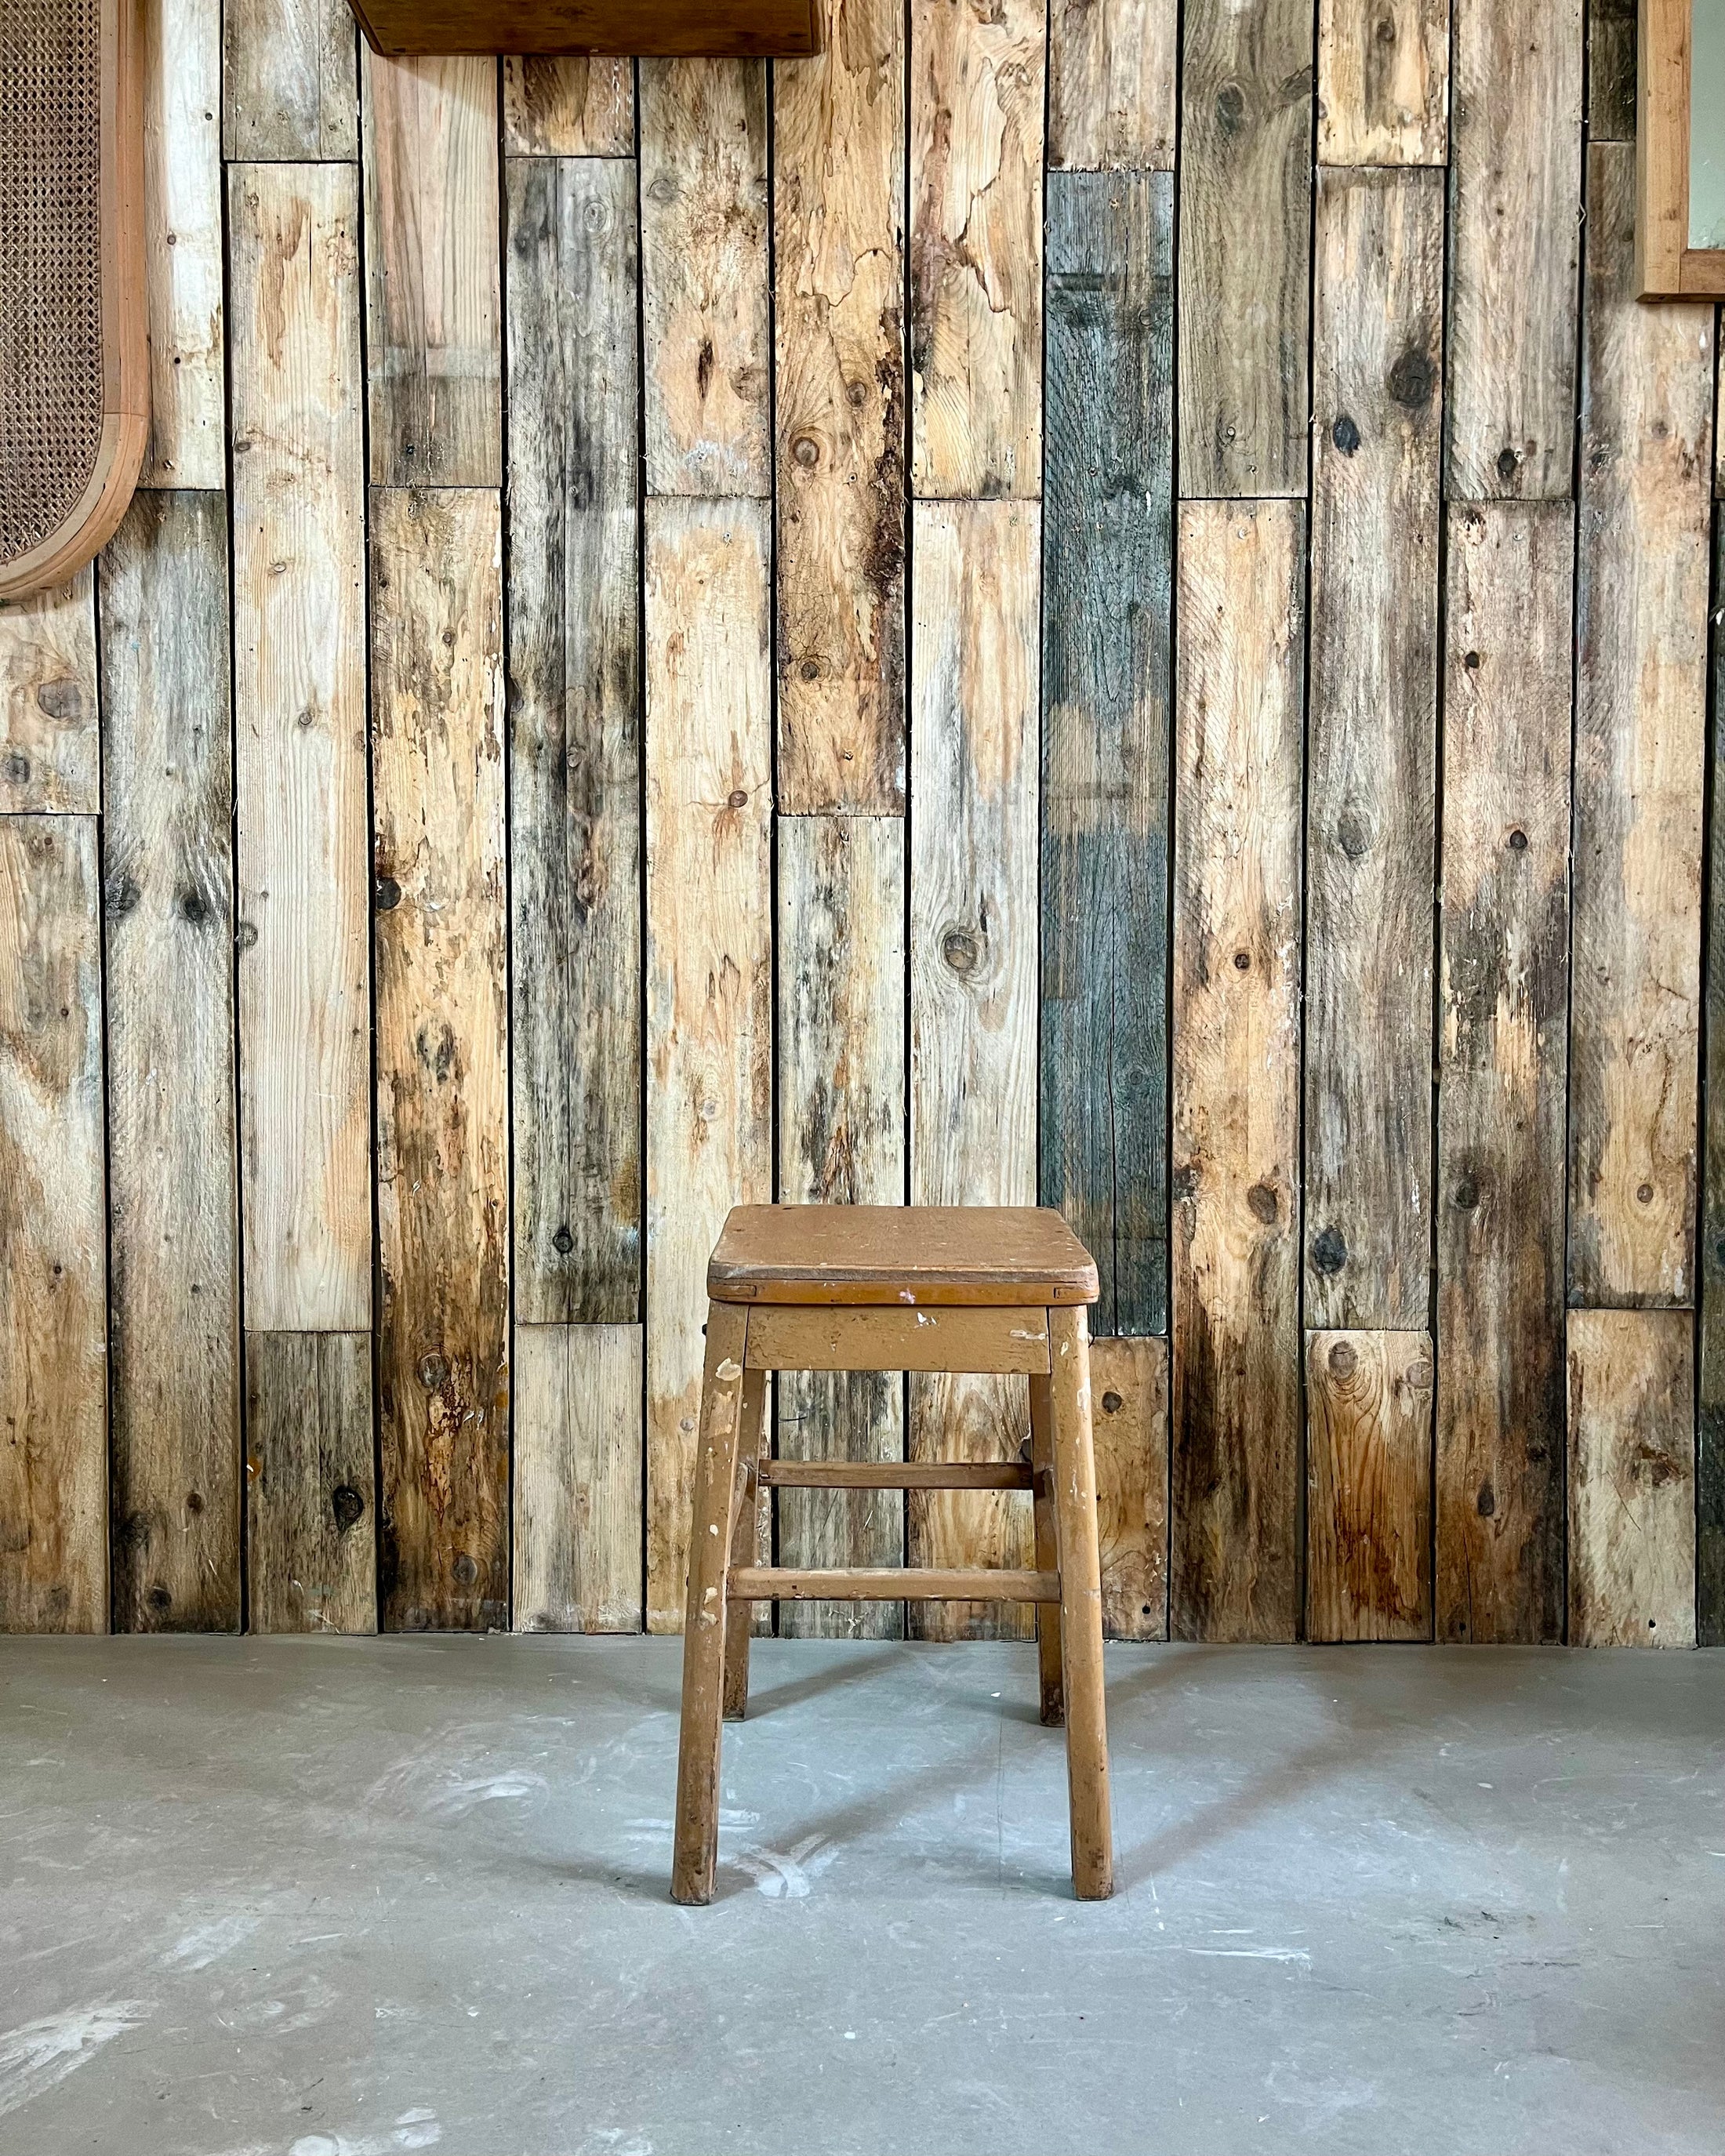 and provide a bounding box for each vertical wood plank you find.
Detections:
[506,156,641,1325]
[909,0,1045,500]
[514,1323,643,1632]
[1567,1309,1696,1646]
[639,61,771,499]
[140,0,224,488]
[1176,0,1313,499]
[1446,0,1583,499]
[1305,169,1443,1330]
[245,1331,376,1632]
[1586,0,1636,144]
[908,501,1040,1639]
[101,493,240,1635]
[1041,169,1173,1339]
[1700,513,1725,1645]
[1170,502,1304,1642]
[777,814,907,1638]
[644,499,772,1633]
[1569,143,1714,1307]
[362,54,503,488]
[1306,1329,1433,1642]
[371,488,510,1634]
[1316,0,1449,166]
[775,0,907,814]
[1436,503,1573,1643]
[0,573,100,816]
[223,0,358,162]
[1049,0,1178,172]
[0,818,107,1633]
[1090,1335,1169,1641]
[230,162,371,1334]
[503,58,634,156]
